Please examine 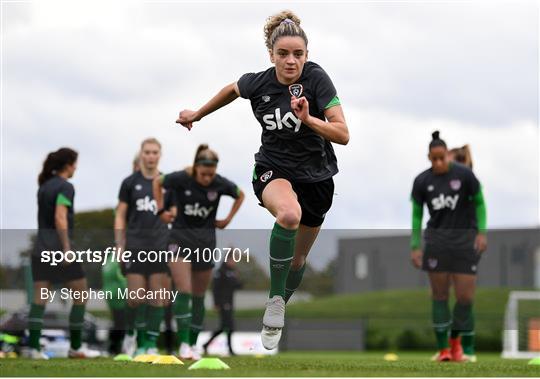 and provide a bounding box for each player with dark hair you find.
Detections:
[410,131,487,363]
[203,255,243,356]
[29,147,99,359]
[115,138,175,356]
[153,144,244,360]
[176,10,349,350]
